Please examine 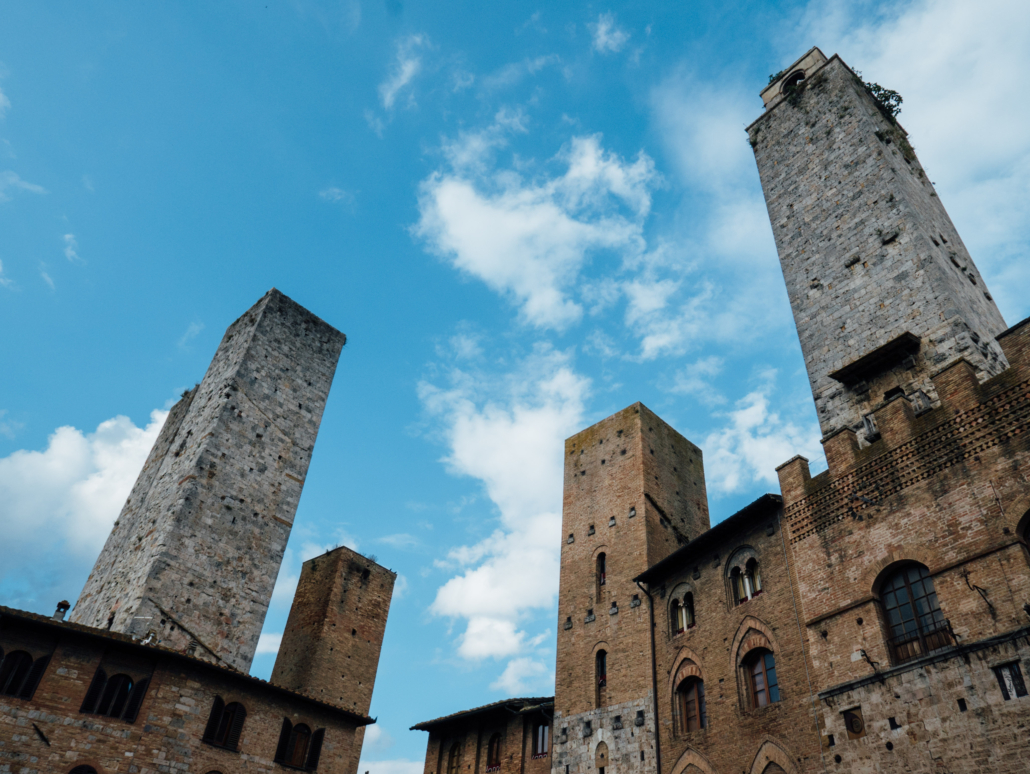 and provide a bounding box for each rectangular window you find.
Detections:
[994,662,1028,701]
